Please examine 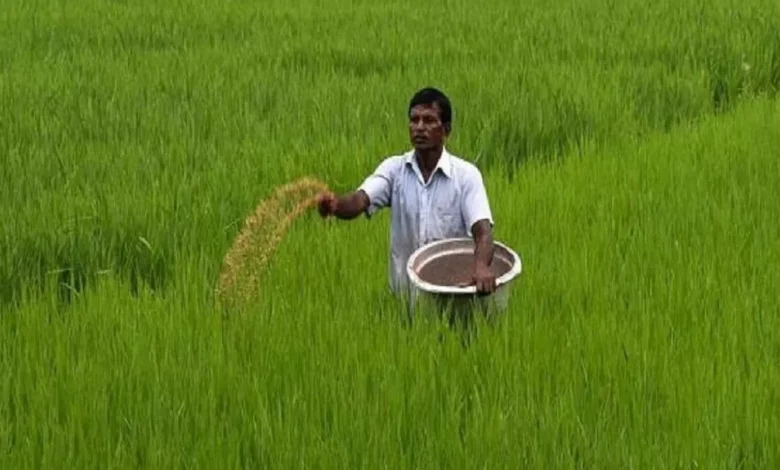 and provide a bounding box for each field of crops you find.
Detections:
[2,0,780,467]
